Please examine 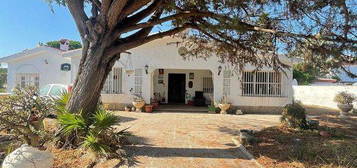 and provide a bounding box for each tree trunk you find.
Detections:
[66,45,115,118]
